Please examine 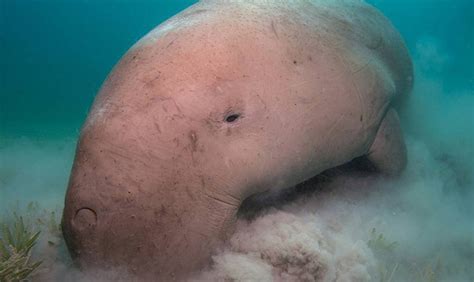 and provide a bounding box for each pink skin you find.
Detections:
[62,1,412,280]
